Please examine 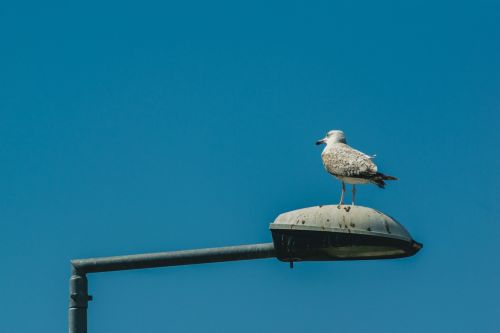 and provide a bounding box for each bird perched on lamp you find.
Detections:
[316,130,397,210]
